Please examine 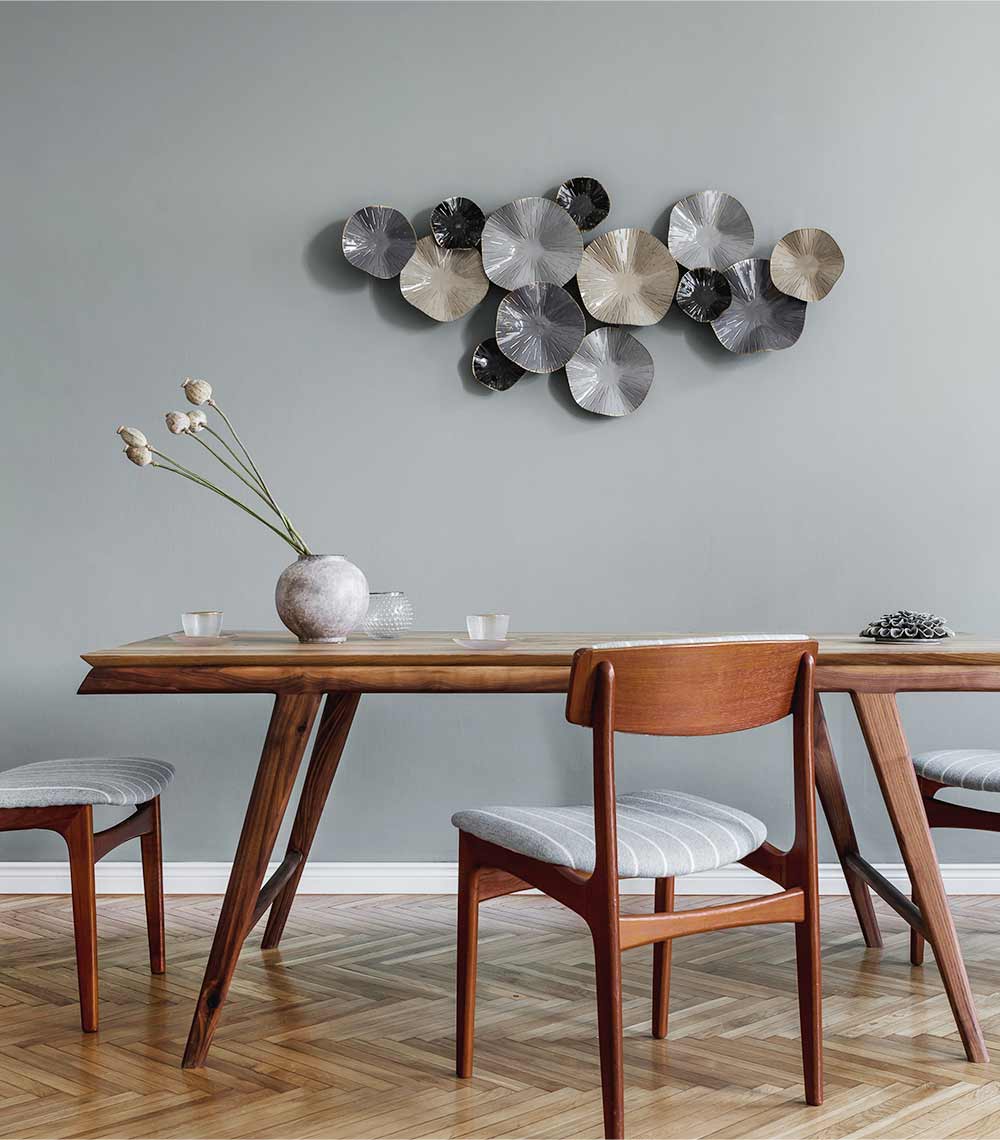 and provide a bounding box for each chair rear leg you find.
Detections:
[140,798,166,975]
[593,926,625,1139]
[652,876,674,1039]
[794,898,823,1106]
[456,831,480,1078]
[910,886,925,965]
[62,806,98,1032]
